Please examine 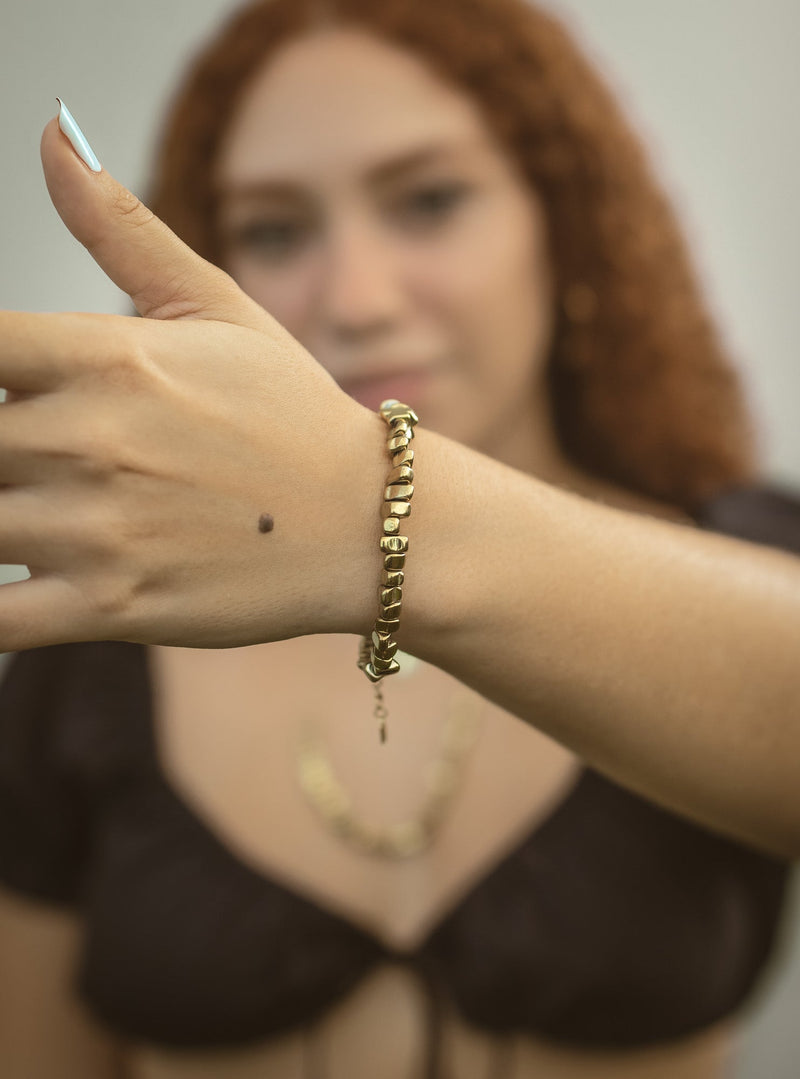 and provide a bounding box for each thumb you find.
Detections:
[41,101,268,330]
